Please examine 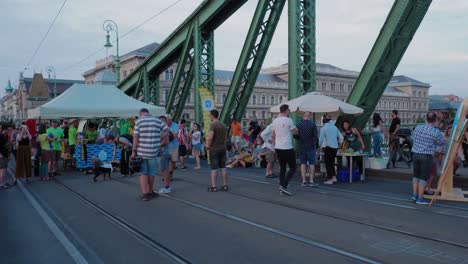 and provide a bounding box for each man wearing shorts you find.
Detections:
[47,120,64,177]
[296,112,318,187]
[166,115,179,179]
[230,118,242,153]
[206,110,228,192]
[158,115,173,194]
[411,112,445,205]
[132,108,169,201]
